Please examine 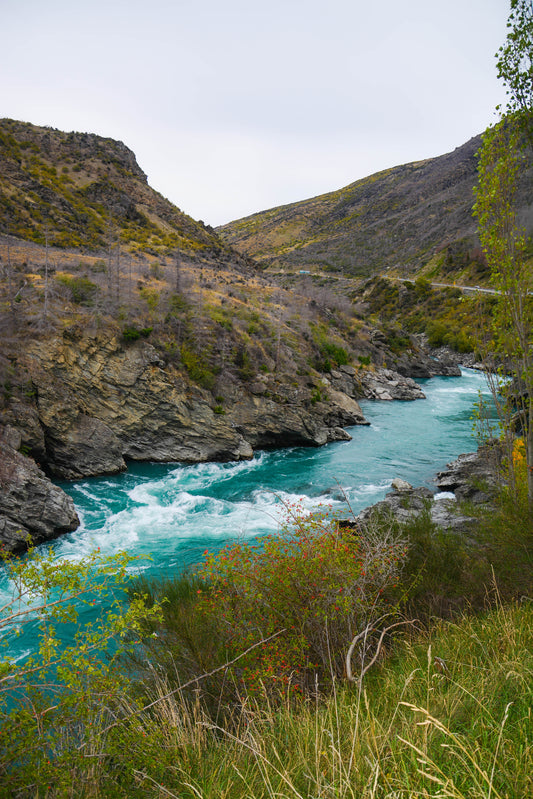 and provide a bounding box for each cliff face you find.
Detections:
[2,321,460,486]
[3,329,374,481]
[0,427,79,553]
